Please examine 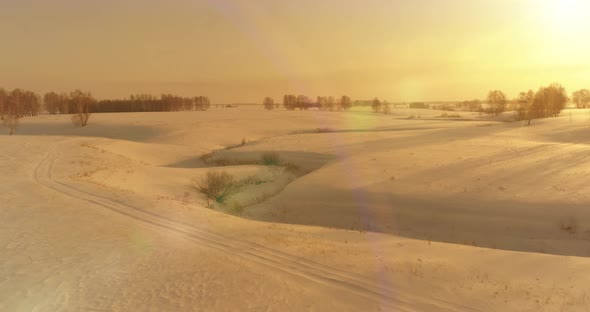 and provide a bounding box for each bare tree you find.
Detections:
[340,95,352,110]
[371,97,382,113]
[0,88,6,120]
[317,96,326,110]
[283,94,297,110]
[183,97,194,111]
[295,95,307,110]
[194,96,211,111]
[9,89,25,117]
[572,89,590,109]
[70,90,95,127]
[263,97,275,110]
[486,90,507,116]
[335,98,343,111]
[3,111,18,135]
[516,90,535,124]
[533,83,568,118]
[325,96,335,111]
[4,90,21,135]
[23,90,41,116]
[44,92,60,114]
[57,93,71,114]
[161,94,184,111]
